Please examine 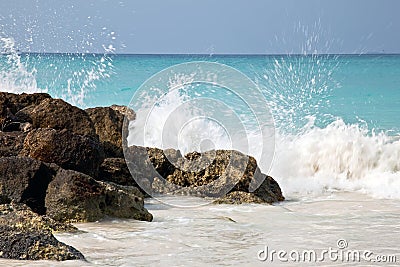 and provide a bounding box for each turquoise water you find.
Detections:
[2,53,399,134]
[1,51,400,199]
